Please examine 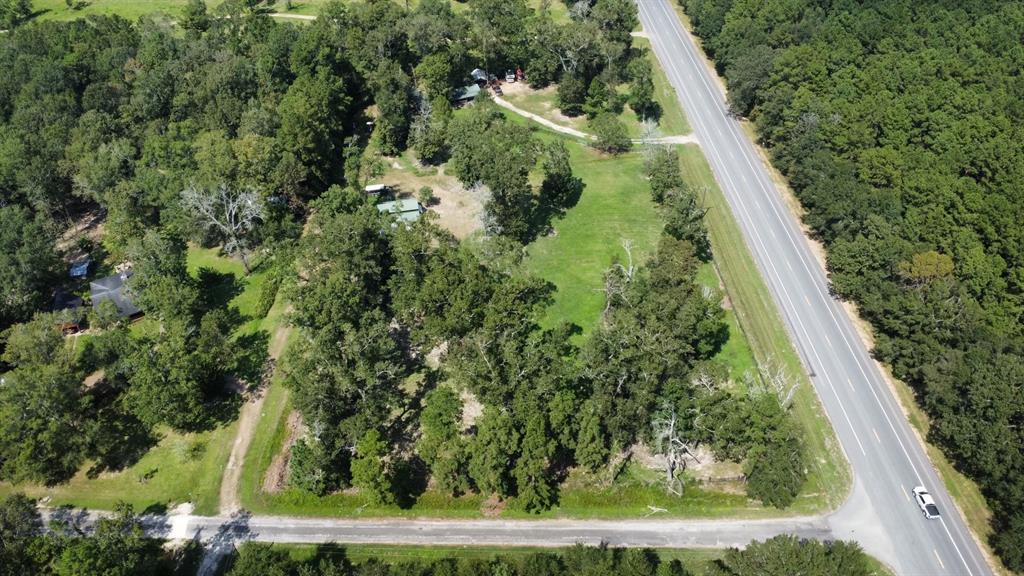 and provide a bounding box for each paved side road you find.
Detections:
[44,508,829,551]
[635,0,991,574]
[44,508,832,575]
